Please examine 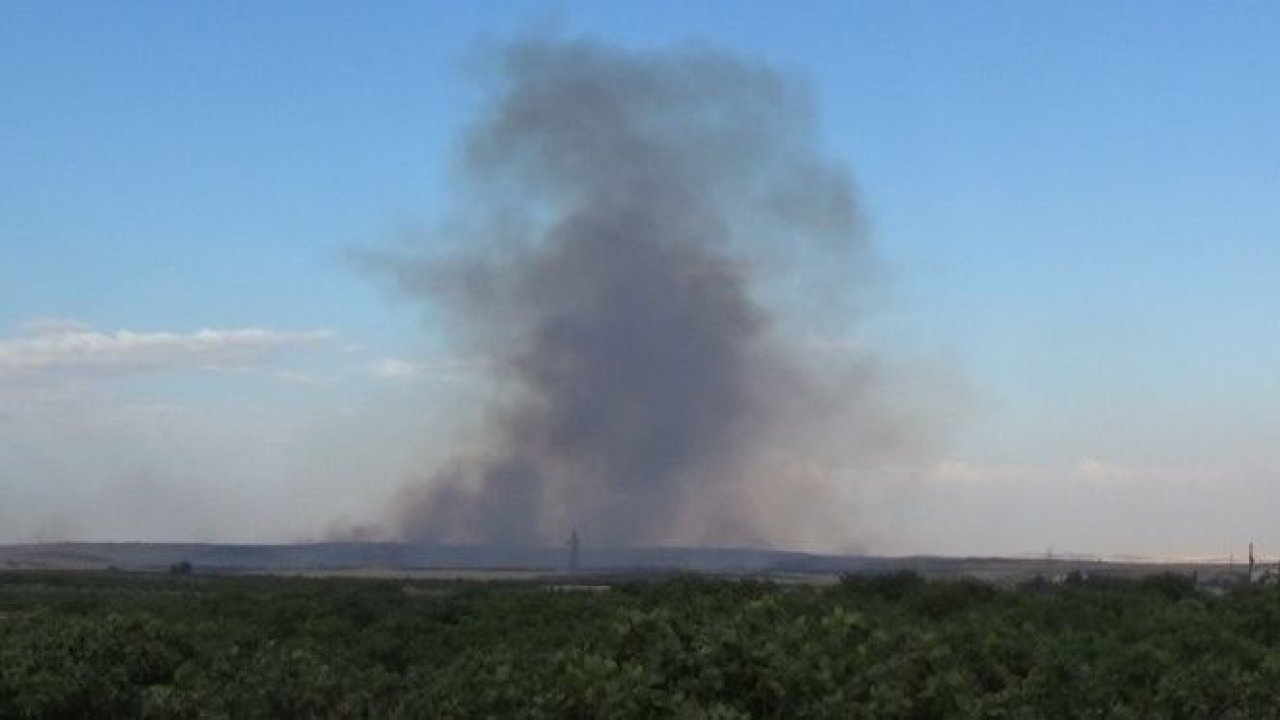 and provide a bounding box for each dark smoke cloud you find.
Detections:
[375,39,944,550]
